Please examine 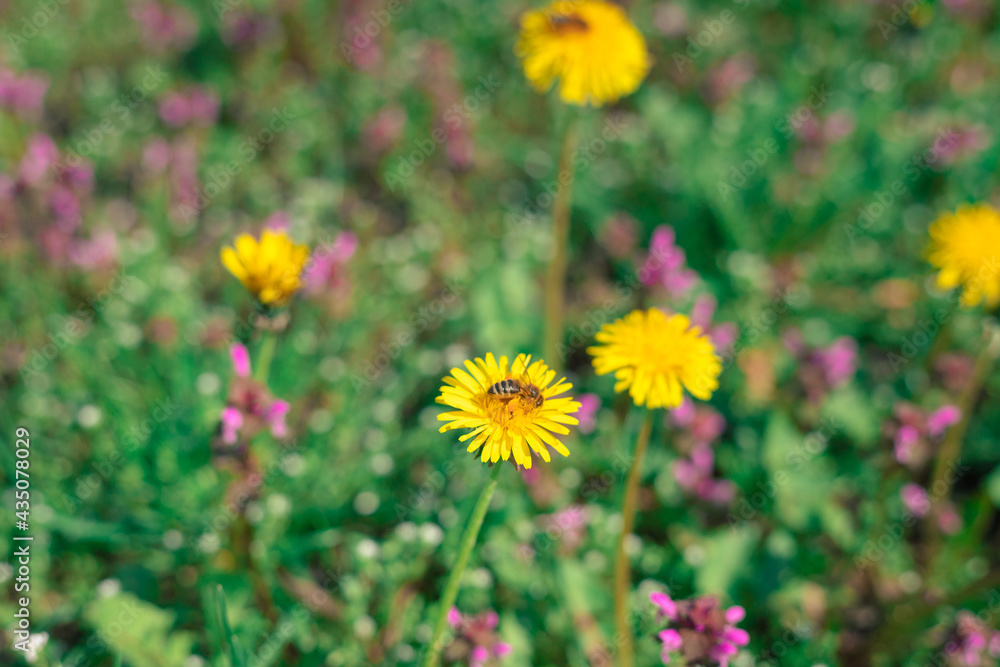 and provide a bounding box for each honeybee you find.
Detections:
[547,13,588,31]
[487,378,545,409]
